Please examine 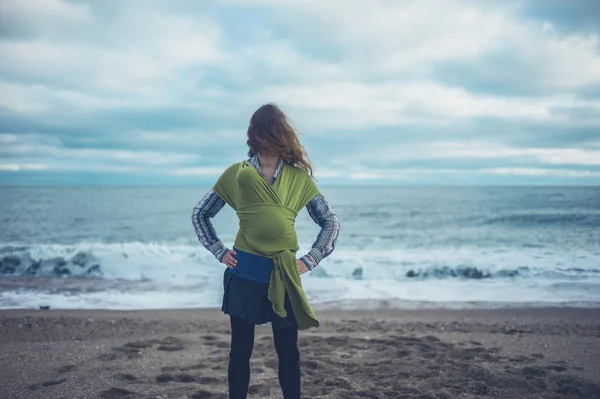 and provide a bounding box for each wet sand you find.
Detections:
[1,307,599,398]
